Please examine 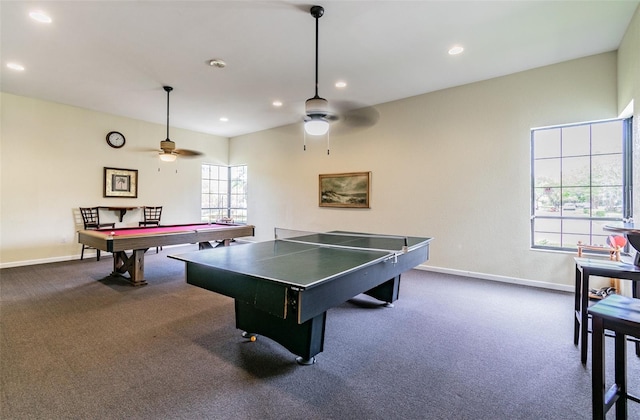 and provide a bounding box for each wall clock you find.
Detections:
[106,131,126,148]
